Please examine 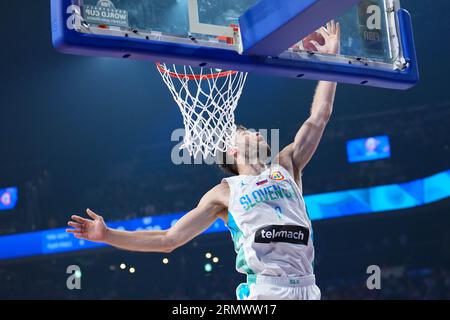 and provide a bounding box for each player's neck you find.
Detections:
[238,163,269,176]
